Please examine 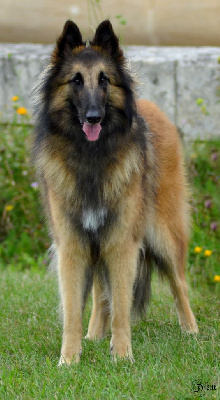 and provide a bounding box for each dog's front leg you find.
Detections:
[58,243,88,366]
[105,243,139,362]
